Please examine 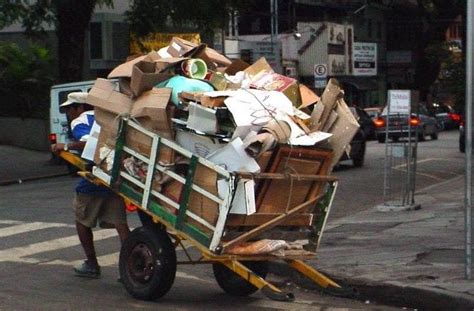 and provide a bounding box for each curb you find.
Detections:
[268,262,474,309]
[0,172,70,186]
